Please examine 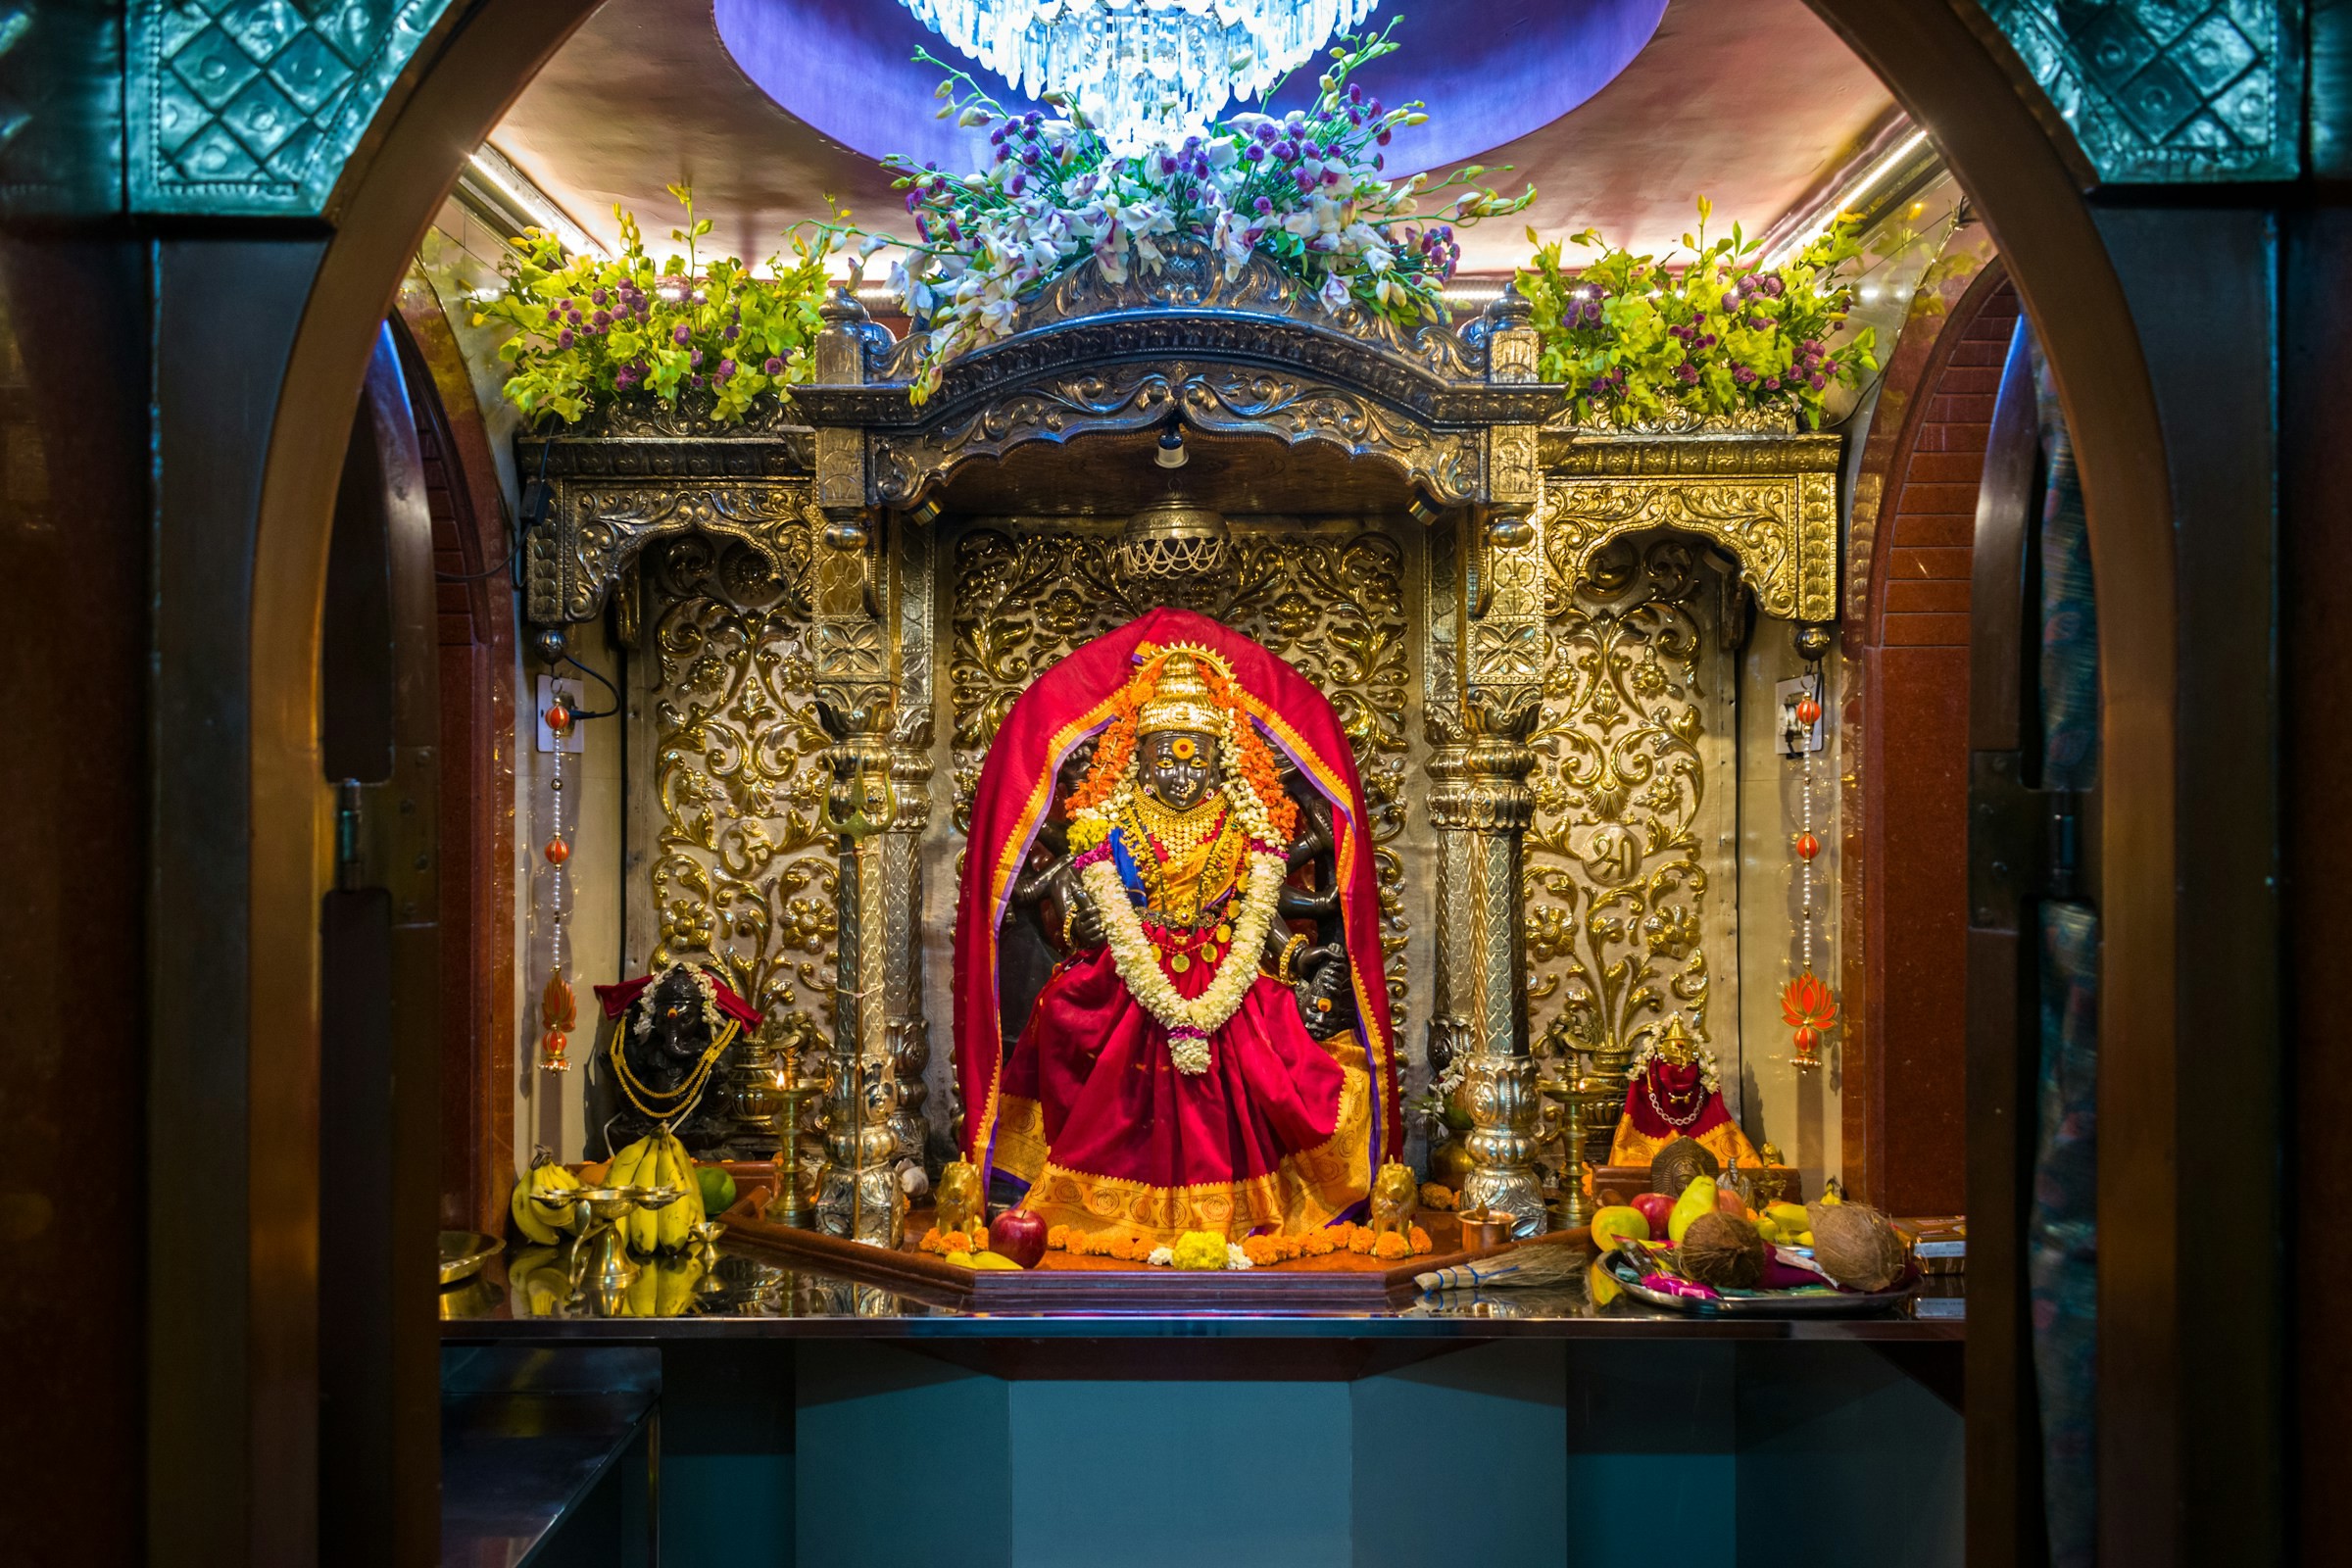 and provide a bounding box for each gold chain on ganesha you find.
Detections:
[612,1016,740,1124]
